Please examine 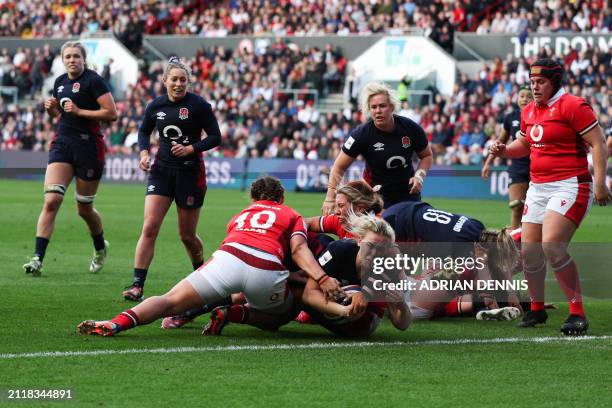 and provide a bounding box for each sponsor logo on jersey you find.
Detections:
[57,85,64,94]
[156,112,166,120]
[373,142,385,151]
[179,107,189,120]
[386,156,408,169]
[318,250,333,266]
[163,125,187,144]
[401,136,411,148]
[59,97,71,110]
[72,82,80,93]
[529,124,544,142]
[344,136,355,149]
